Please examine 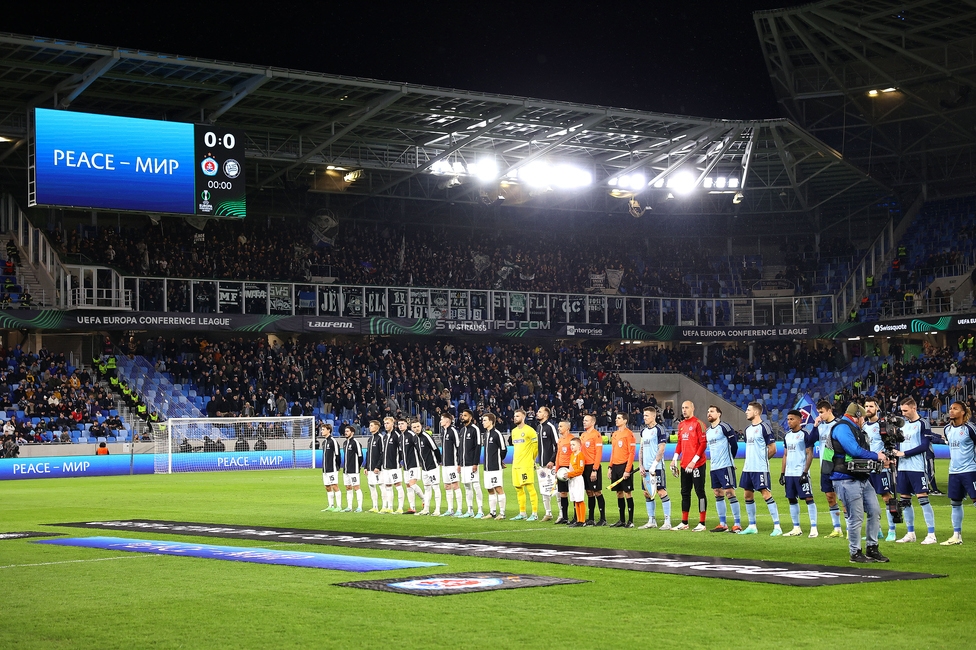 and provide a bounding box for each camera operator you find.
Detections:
[826,403,889,563]
[863,397,899,542]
